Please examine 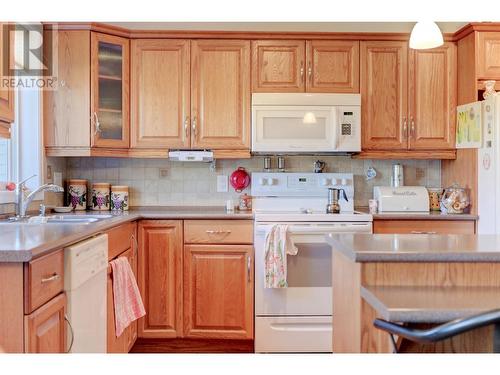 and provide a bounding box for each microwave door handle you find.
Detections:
[332,107,339,149]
